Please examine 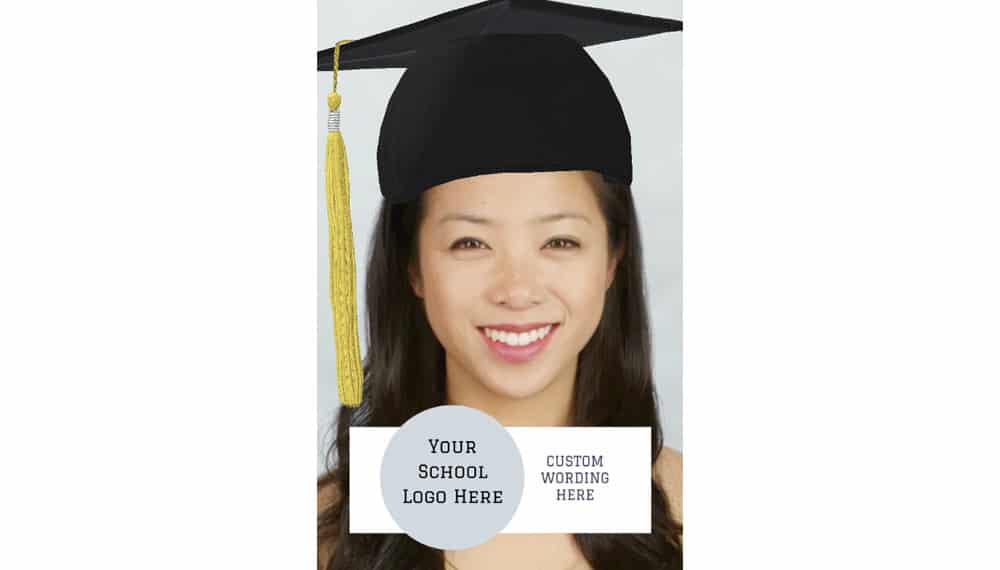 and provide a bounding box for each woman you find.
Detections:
[318,168,682,569]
